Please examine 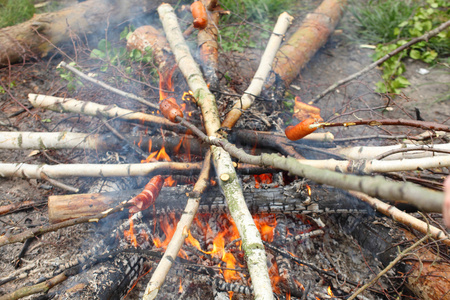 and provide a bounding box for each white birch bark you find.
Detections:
[28,94,173,126]
[144,152,211,299]
[146,4,274,300]
[0,132,97,150]
[332,143,450,160]
[0,162,201,179]
[222,12,293,128]
[299,155,450,173]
